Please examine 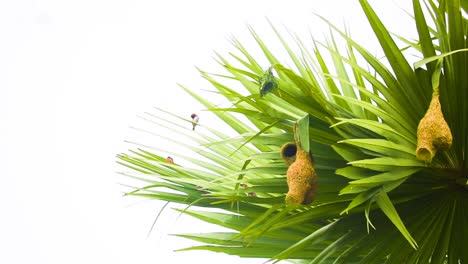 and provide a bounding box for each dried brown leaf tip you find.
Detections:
[247,192,257,198]
[281,124,318,205]
[416,90,453,162]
